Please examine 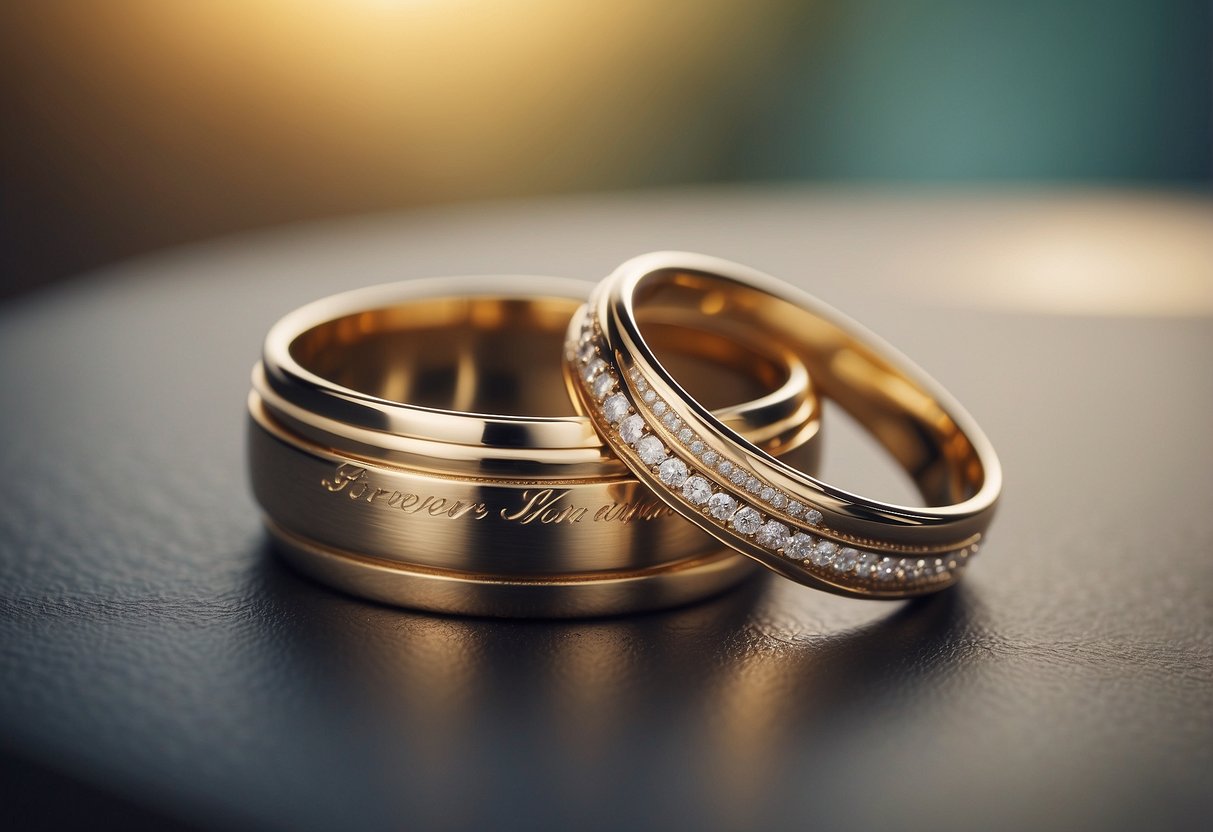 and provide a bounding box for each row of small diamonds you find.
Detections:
[631,366,823,525]
[621,362,971,561]
[572,325,975,589]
